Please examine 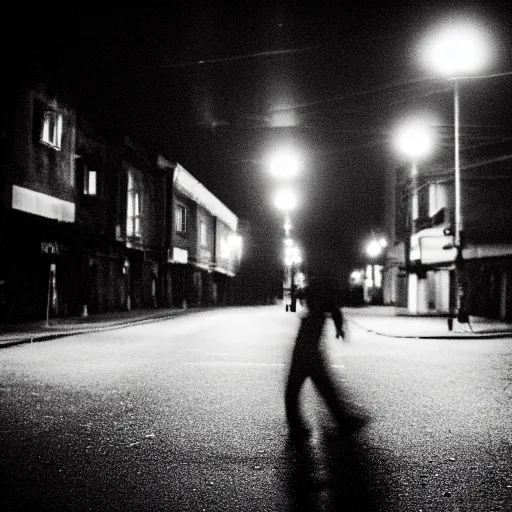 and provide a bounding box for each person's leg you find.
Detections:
[311,358,368,432]
[285,348,309,432]
[310,356,348,426]
[285,315,324,436]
